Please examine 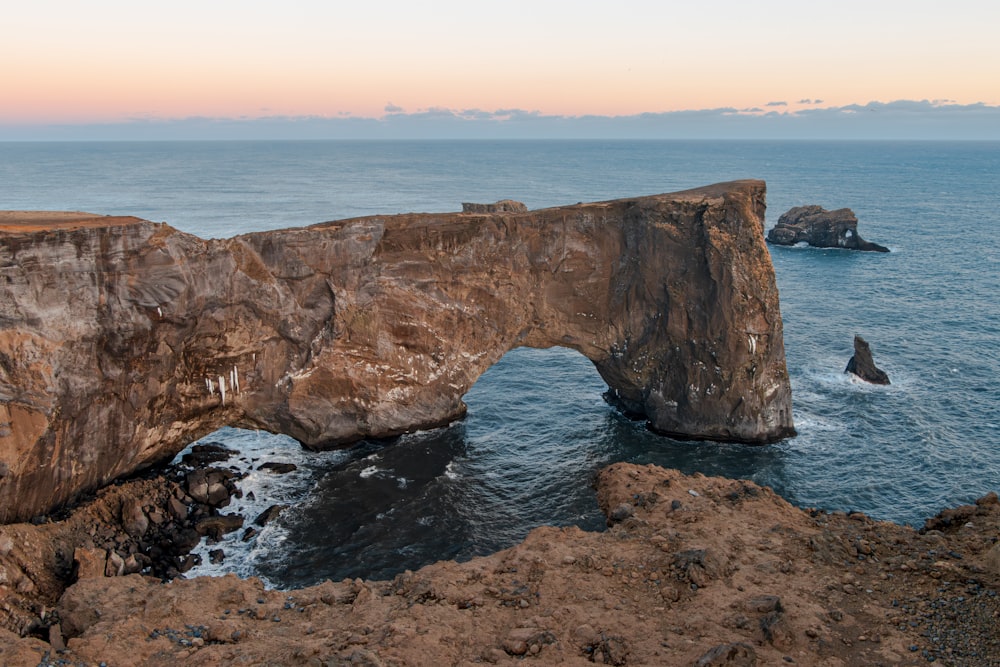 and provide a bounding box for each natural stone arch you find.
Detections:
[0,181,793,522]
